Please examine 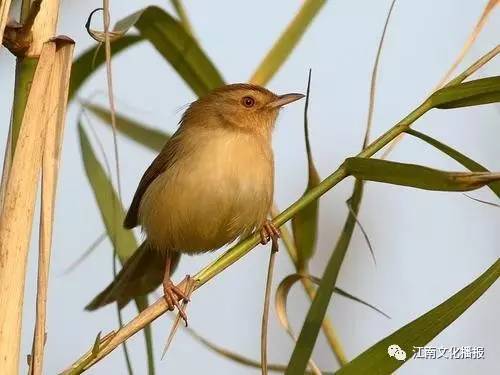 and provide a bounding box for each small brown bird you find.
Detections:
[86,84,304,321]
